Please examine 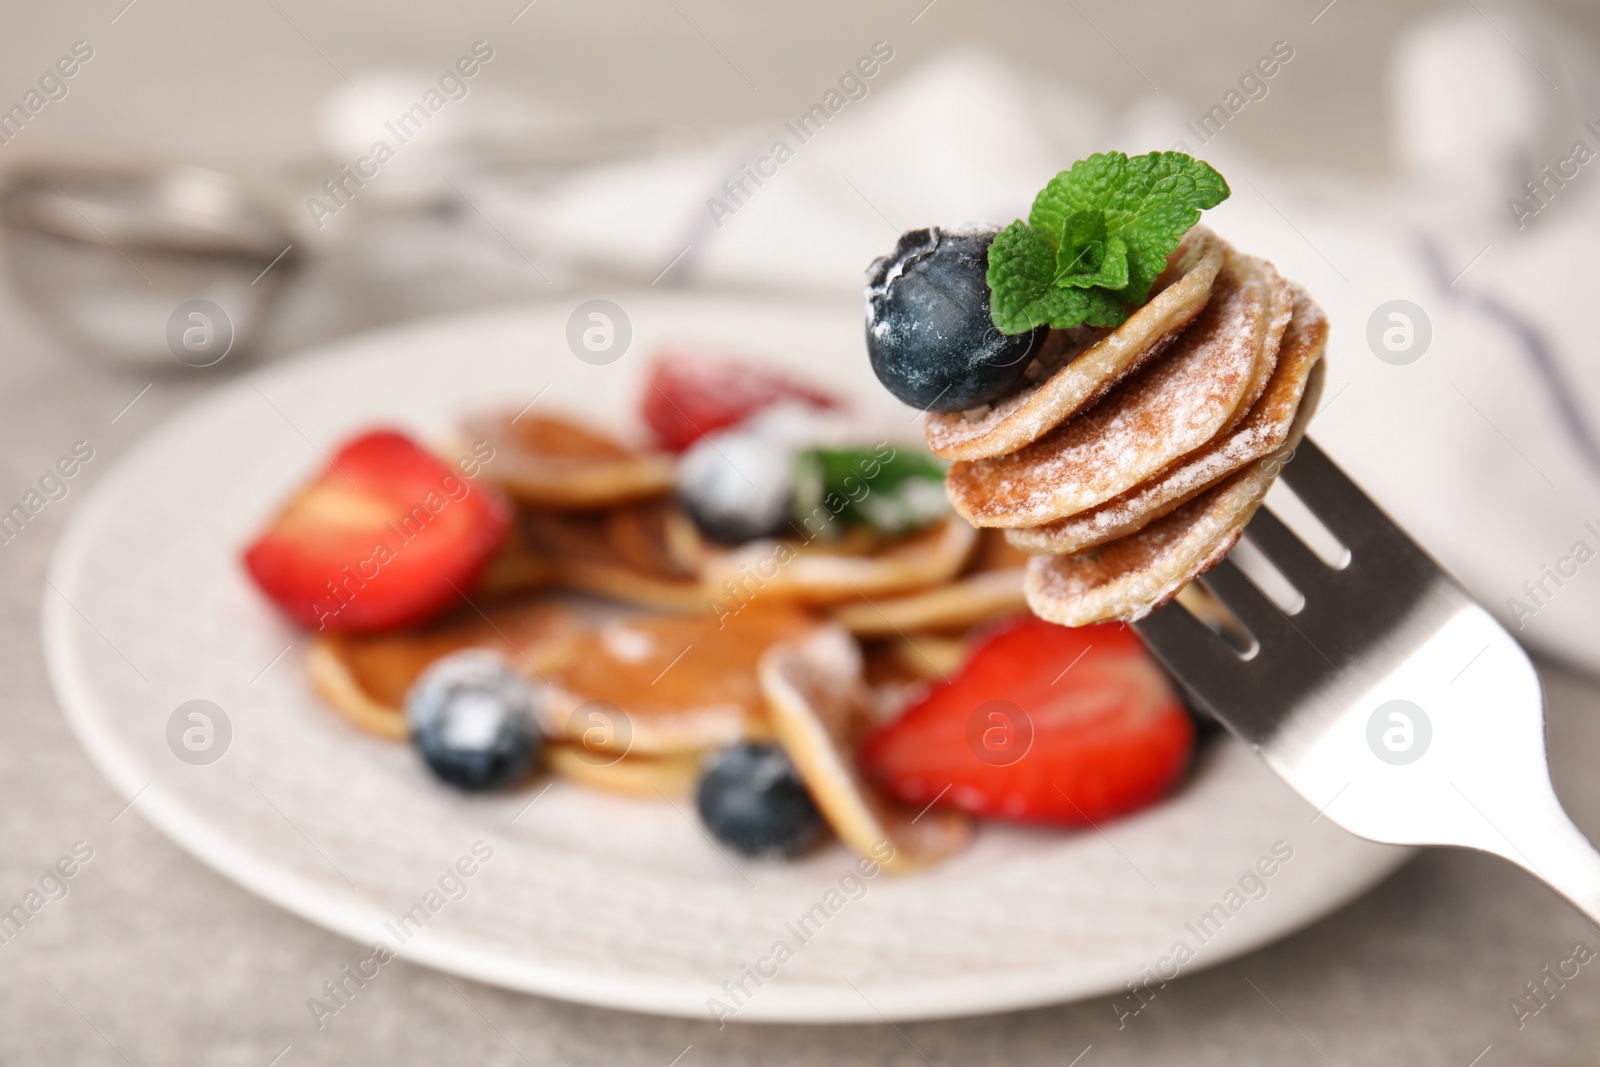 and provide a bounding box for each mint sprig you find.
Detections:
[793,446,948,538]
[987,152,1230,335]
